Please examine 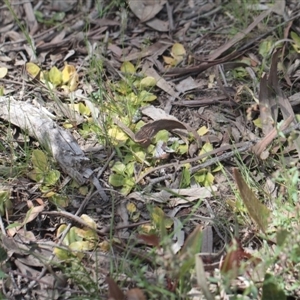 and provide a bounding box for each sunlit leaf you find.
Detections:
[69,240,95,251]
[138,90,157,102]
[253,117,262,129]
[68,72,79,91]
[204,172,214,187]
[121,61,136,74]
[120,177,135,195]
[44,170,60,186]
[139,76,156,88]
[62,64,76,84]
[163,55,176,66]
[26,62,40,78]
[233,168,270,233]
[108,127,129,144]
[199,142,213,162]
[49,66,62,86]
[23,205,44,225]
[126,202,137,213]
[171,43,186,57]
[70,103,91,116]
[54,247,71,260]
[0,67,8,79]
[197,126,209,136]
[80,214,97,229]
